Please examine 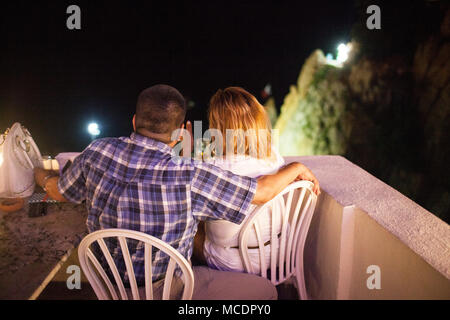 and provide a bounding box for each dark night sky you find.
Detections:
[0,1,356,154]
